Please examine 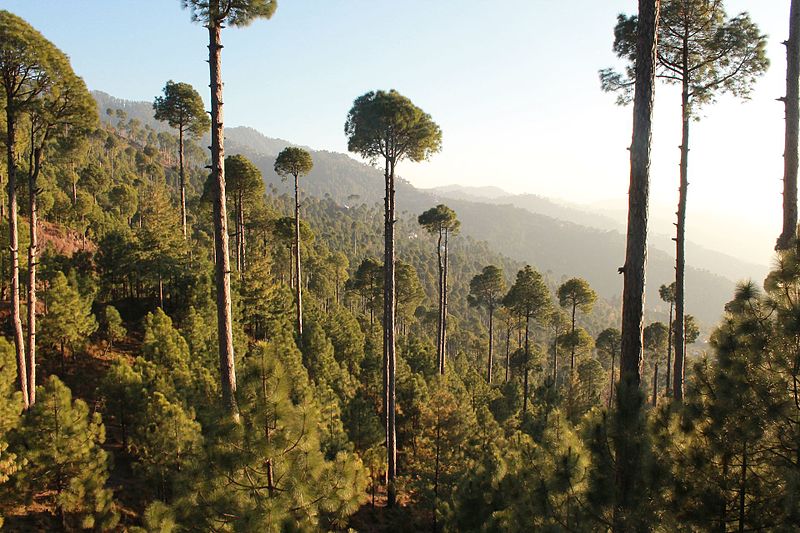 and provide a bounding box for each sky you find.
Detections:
[2,0,790,267]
